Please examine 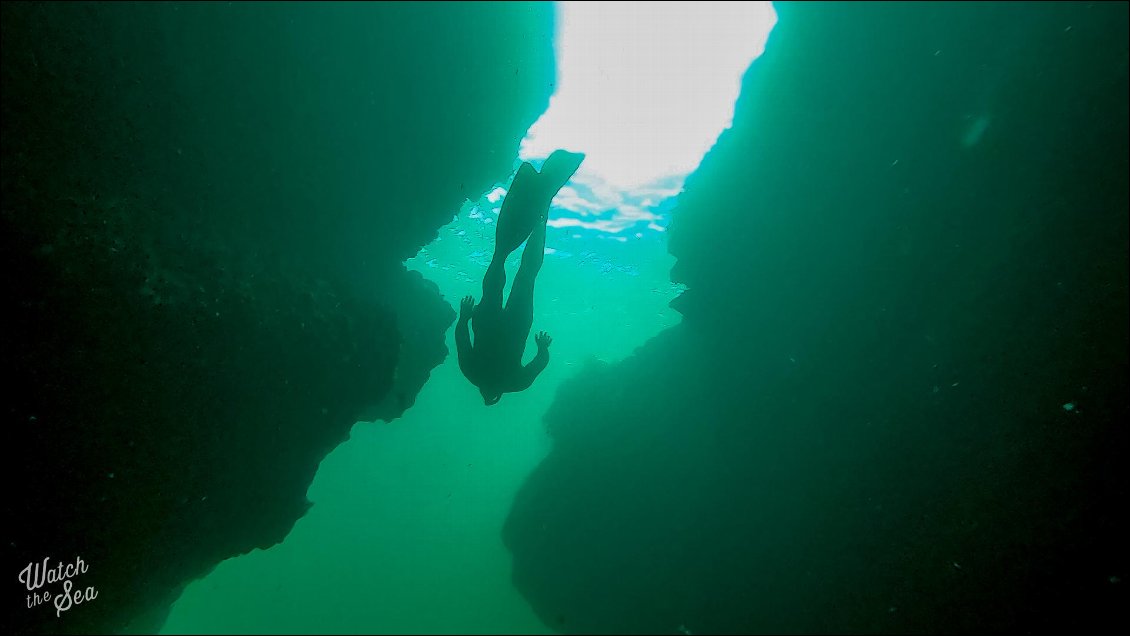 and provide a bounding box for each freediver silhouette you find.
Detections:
[456,149,585,406]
